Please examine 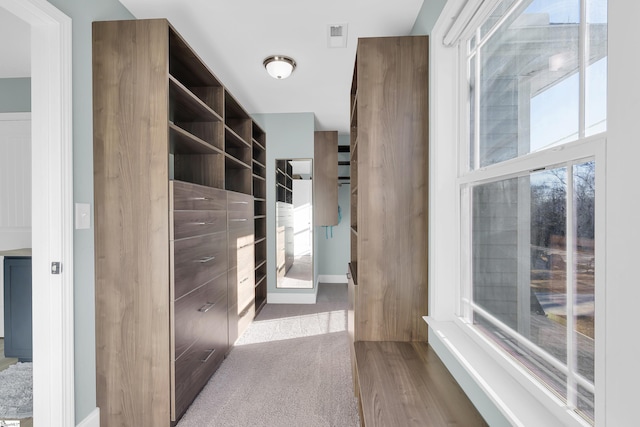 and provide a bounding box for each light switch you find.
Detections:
[75,203,91,229]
